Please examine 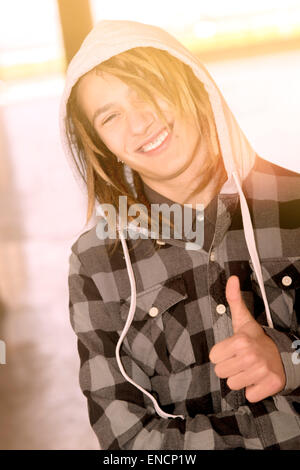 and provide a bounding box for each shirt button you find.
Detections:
[149,306,159,317]
[156,240,166,246]
[282,275,292,286]
[216,304,226,315]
